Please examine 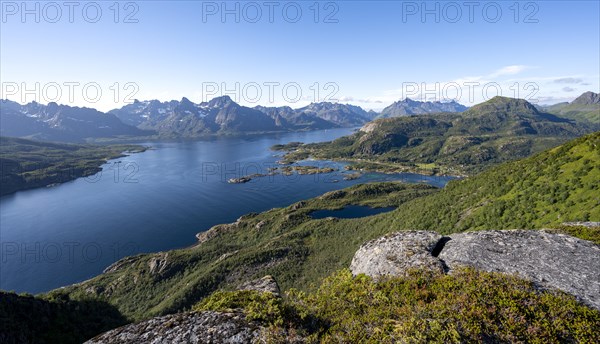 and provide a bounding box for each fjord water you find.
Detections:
[0,128,454,294]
